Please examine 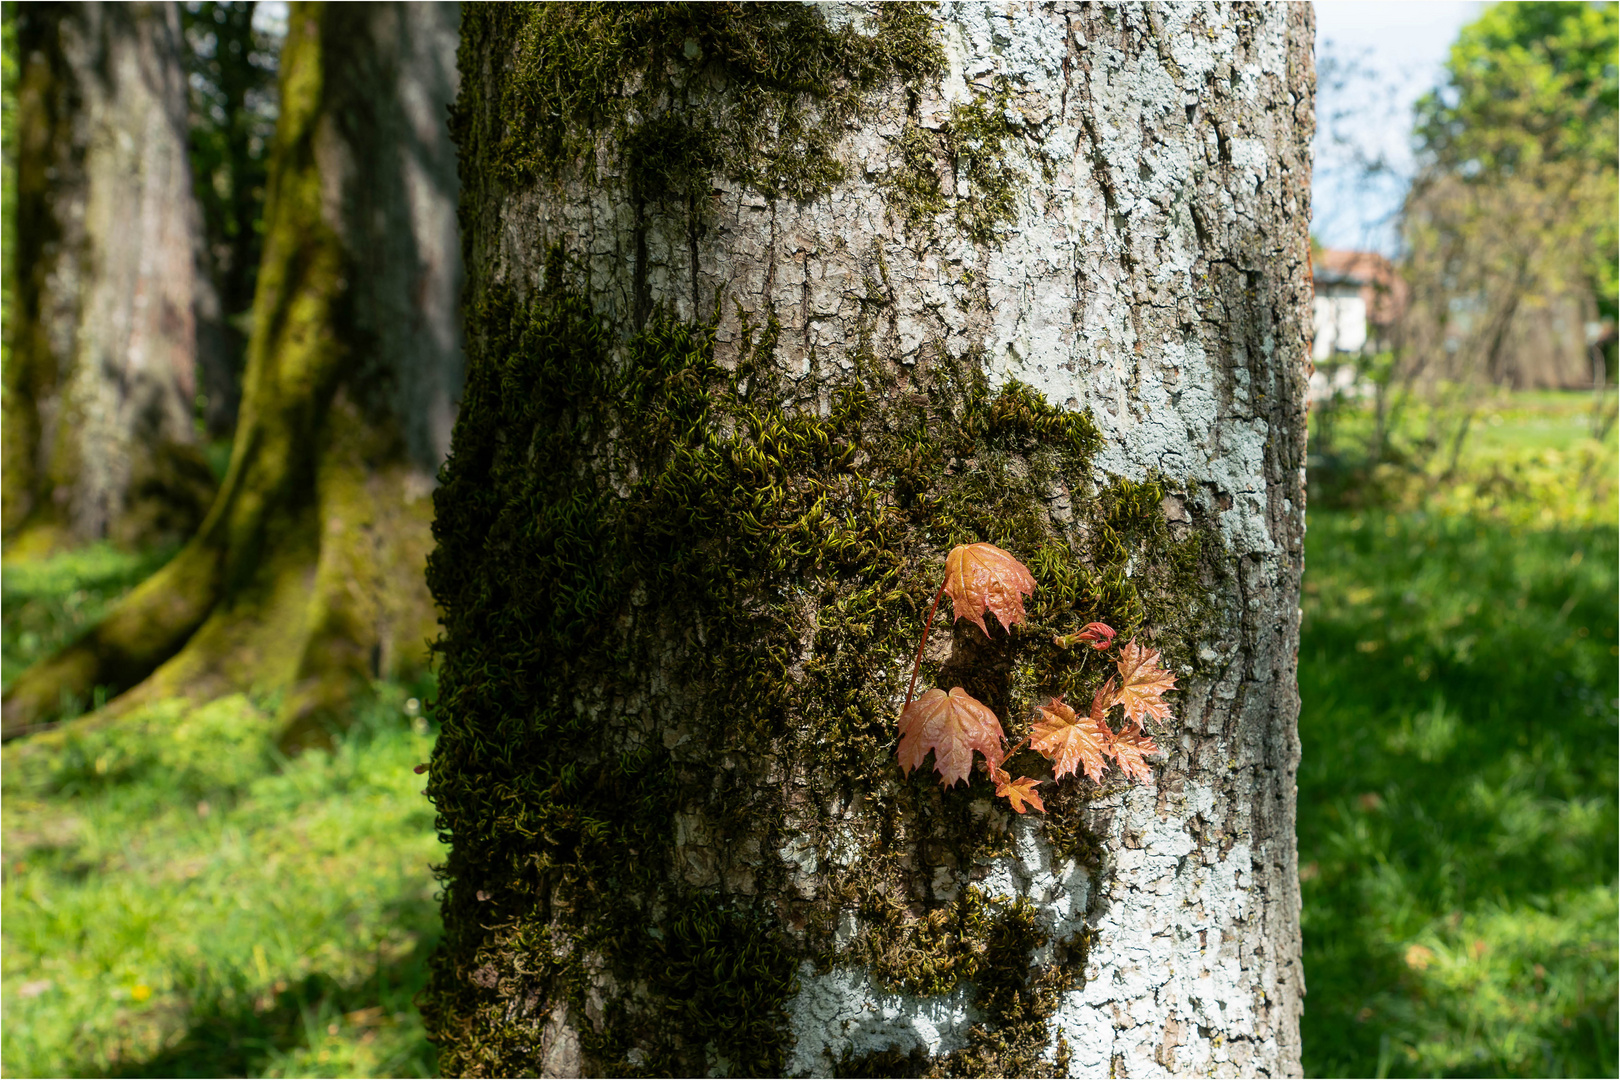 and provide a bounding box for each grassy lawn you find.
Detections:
[1298,391,1619,1077]
[1,550,444,1077]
